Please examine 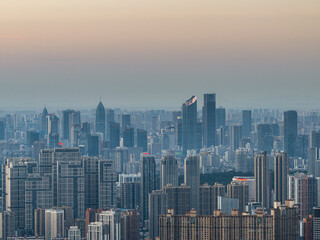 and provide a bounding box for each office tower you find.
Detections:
[25,174,52,234]
[164,184,191,215]
[87,222,107,240]
[0,120,5,140]
[159,209,273,240]
[71,123,81,147]
[137,129,147,152]
[123,127,134,147]
[114,147,130,173]
[96,101,106,137]
[216,126,225,146]
[216,107,226,129]
[4,158,37,233]
[296,134,309,159]
[235,149,248,173]
[27,130,39,147]
[288,173,317,220]
[160,155,178,188]
[271,200,299,240]
[254,151,271,209]
[120,210,140,240]
[141,154,156,222]
[257,124,274,153]
[122,114,131,132]
[310,131,320,148]
[230,125,243,151]
[45,209,65,240]
[34,208,46,237]
[182,96,197,155]
[63,110,81,141]
[88,135,99,156]
[98,160,117,209]
[227,181,249,213]
[242,110,252,138]
[106,109,115,140]
[41,106,49,133]
[109,122,120,149]
[47,114,59,134]
[184,155,200,211]
[199,183,225,215]
[149,190,167,240]
[119,174,141,209]
[217,196,239,214]
[203,93,216,147]
[284,110,298,156]
[83,156,99,210]
[314,207,320,240]
[68,226,81,240]
[57,161,85,219]
[274,152,289,204]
